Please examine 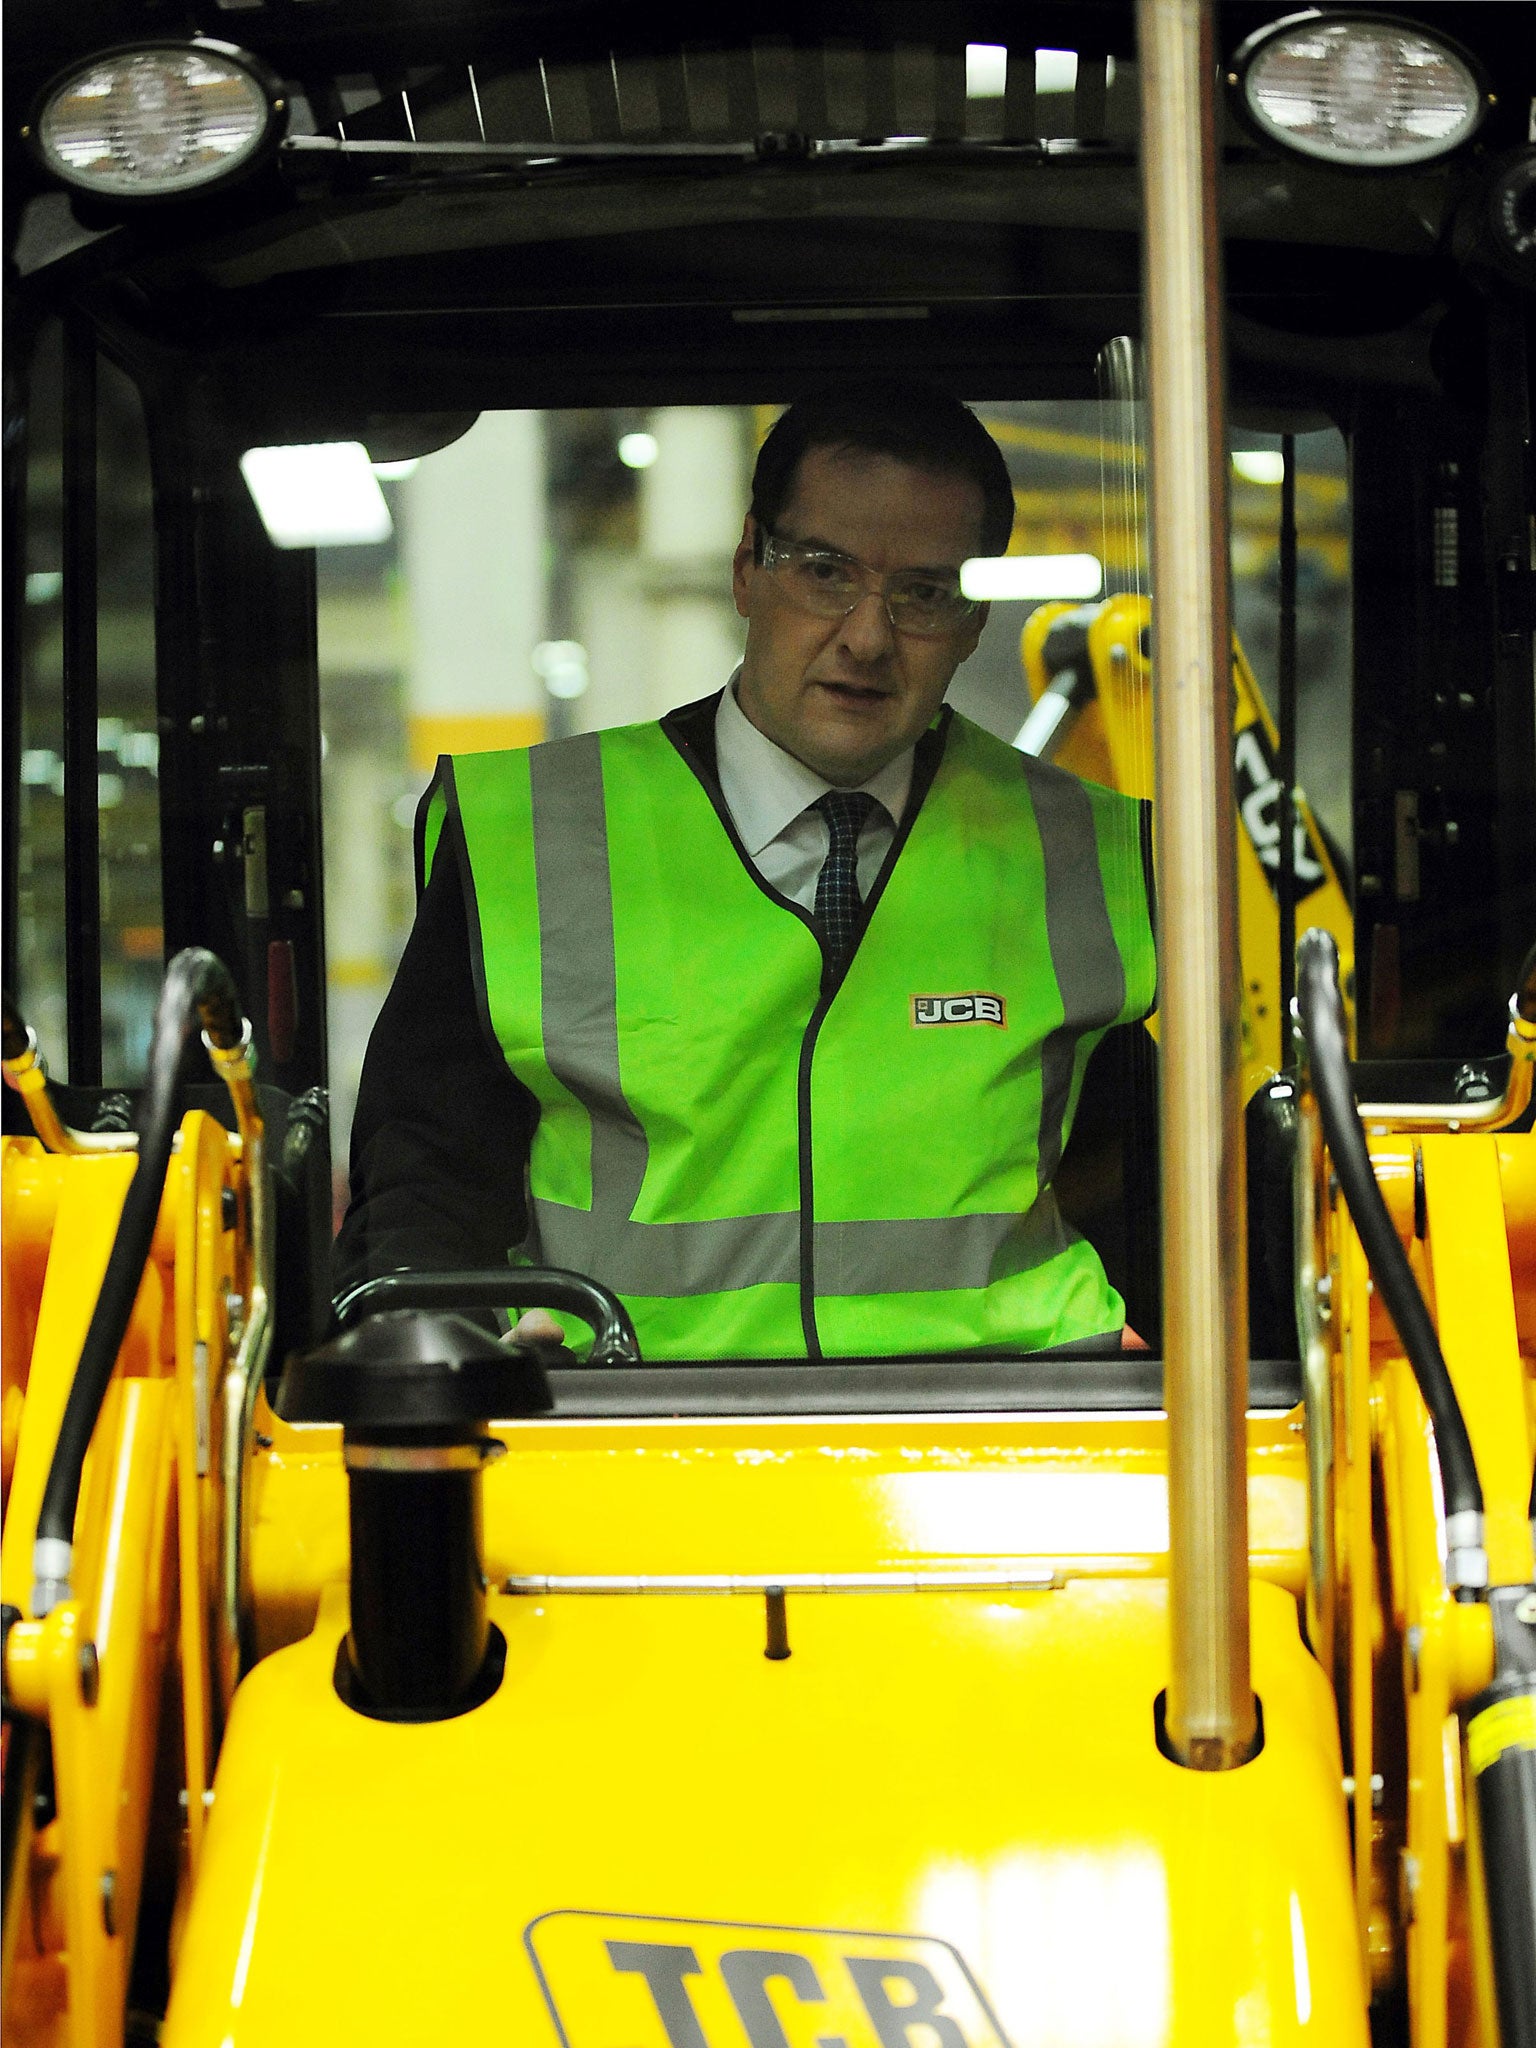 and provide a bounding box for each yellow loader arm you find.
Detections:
[1021,593,1356,1091]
